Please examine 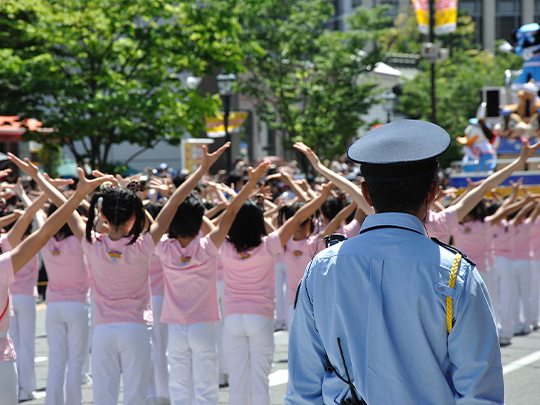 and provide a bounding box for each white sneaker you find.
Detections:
[18,389,36,401]
[81,373,92,385]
